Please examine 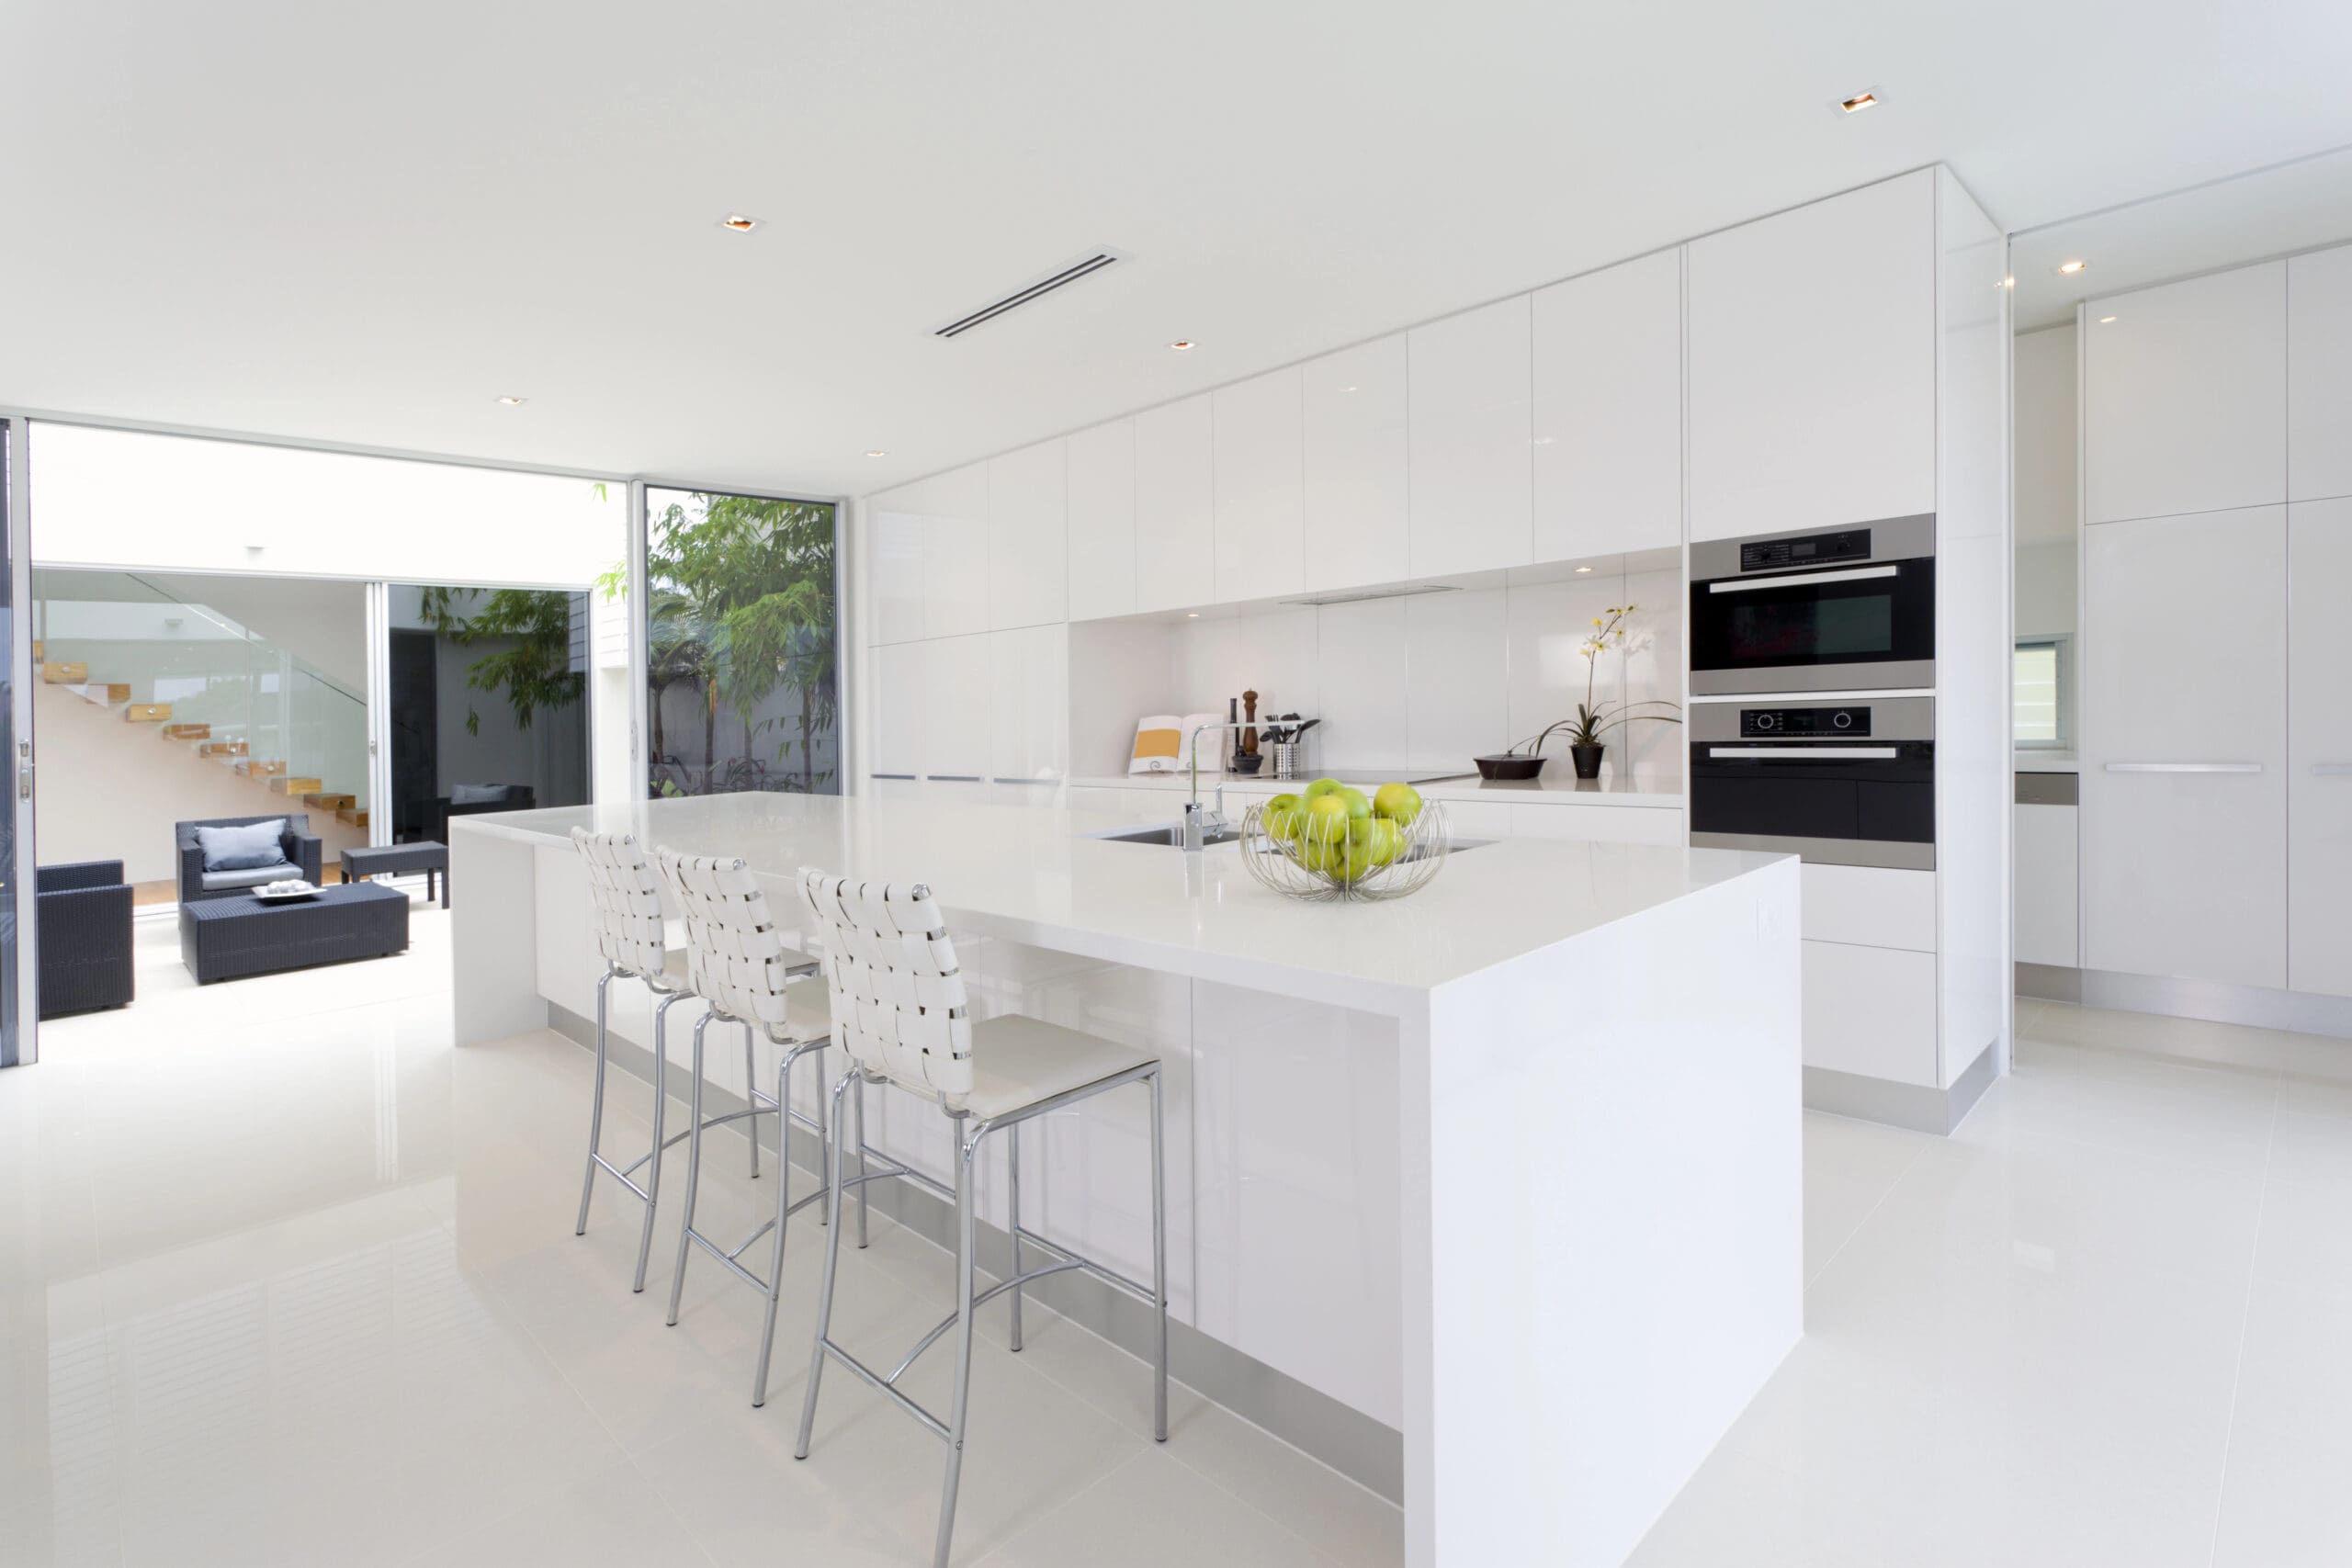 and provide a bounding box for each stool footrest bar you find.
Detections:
[884,1260,1086,1385]
[1008,1226,1159,1305]
[817,1339,949,1441]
